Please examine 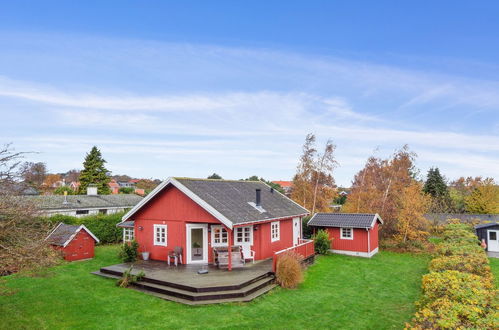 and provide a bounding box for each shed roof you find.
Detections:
[475,222,499,229]
[45,223,99,247]
[20,194,143,210]
[121,177,309,228]
[308,213,383,229]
